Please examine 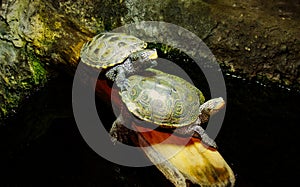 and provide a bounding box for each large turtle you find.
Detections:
[110,69,225,148]
[80,33,158,90]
